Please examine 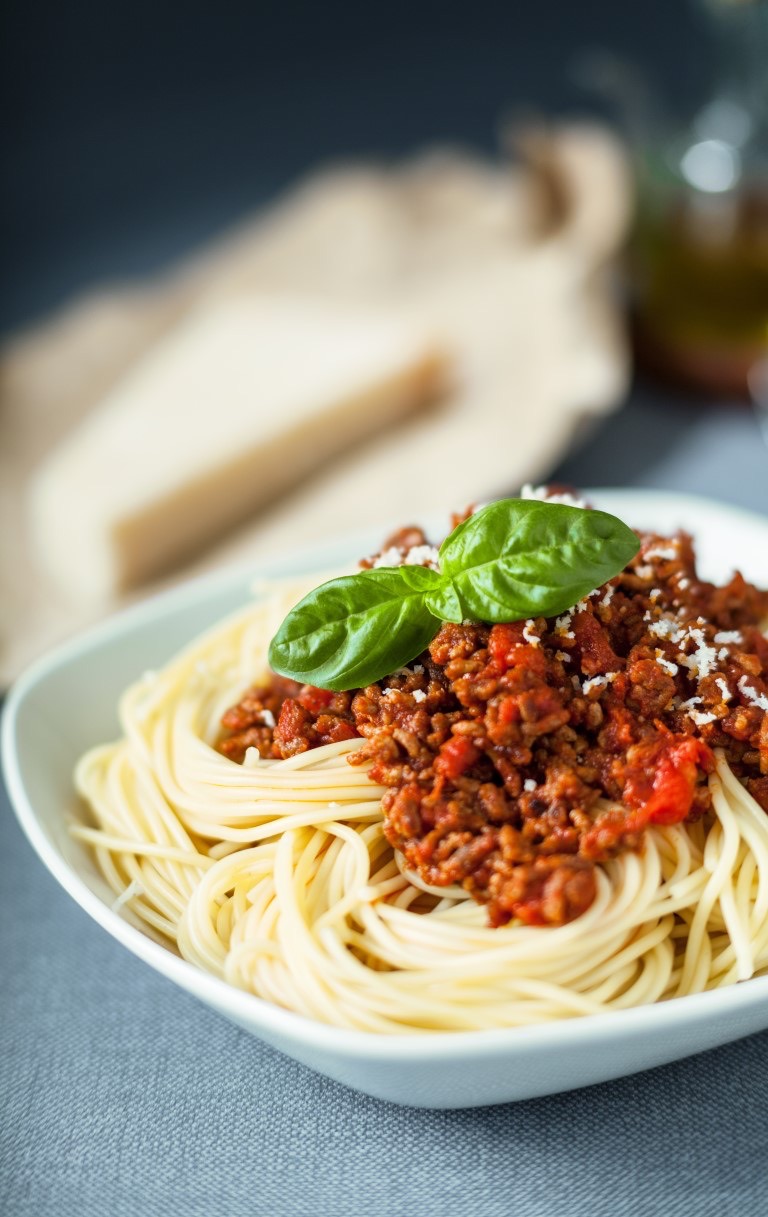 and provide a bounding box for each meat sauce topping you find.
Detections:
[218,518,768,929]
